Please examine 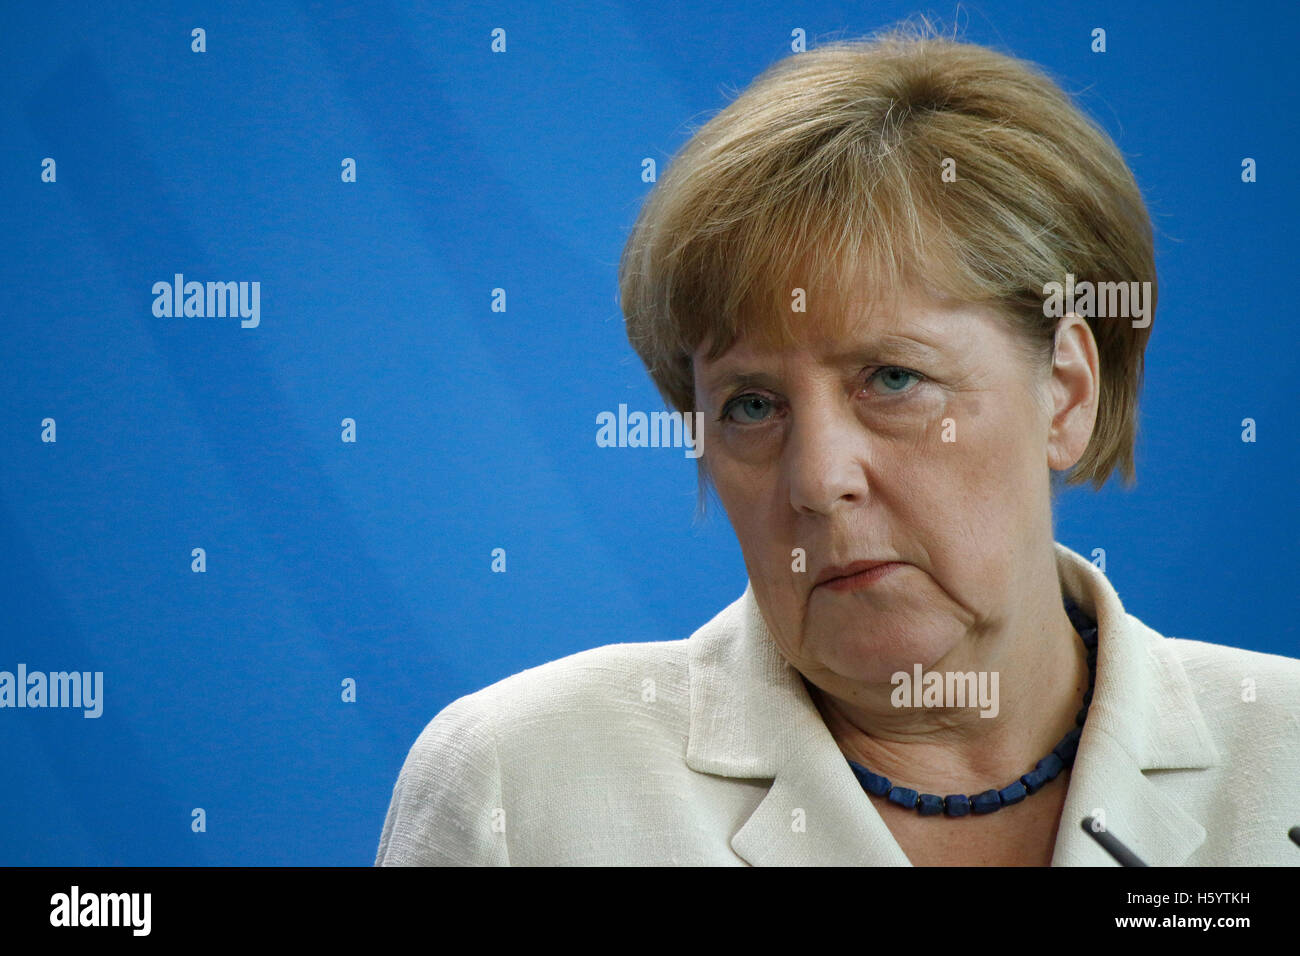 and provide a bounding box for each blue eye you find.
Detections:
[722,395,776,424]
[869,367,922,394]
[719,369,922,426]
